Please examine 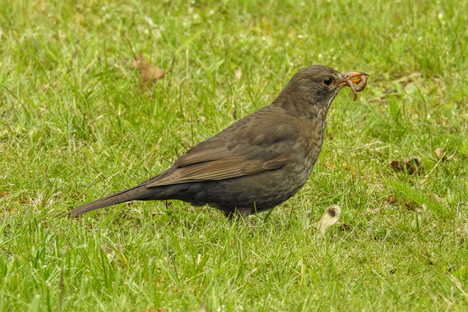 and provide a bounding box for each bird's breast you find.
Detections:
[298,119,325,163]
